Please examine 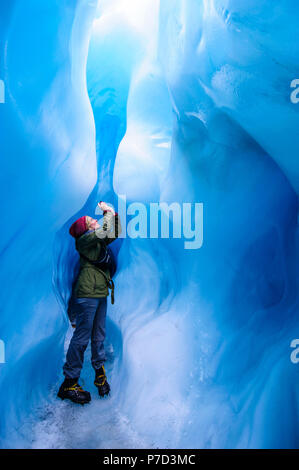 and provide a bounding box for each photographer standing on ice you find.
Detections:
[58,201,121,405]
